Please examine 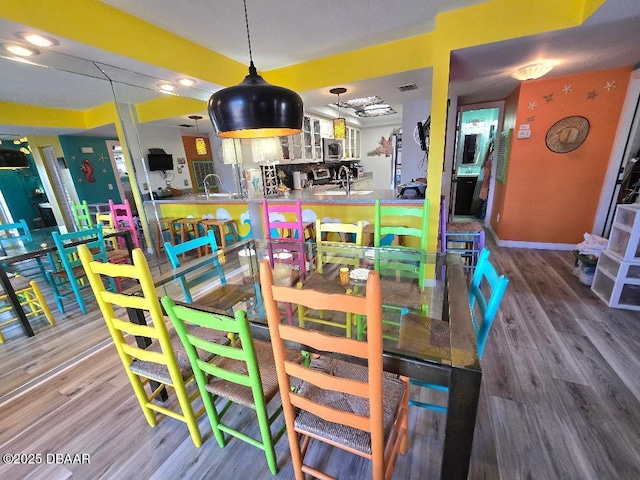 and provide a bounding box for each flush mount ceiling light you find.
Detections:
[188,115,208,155]
[208,0,303,138]
[355,104,397,117]
[337,96,384,109]
[15,32,58,48]
[330,87,347,140]
[511,63,554,81]
[2,43,39,57]
[177,77,196,86]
